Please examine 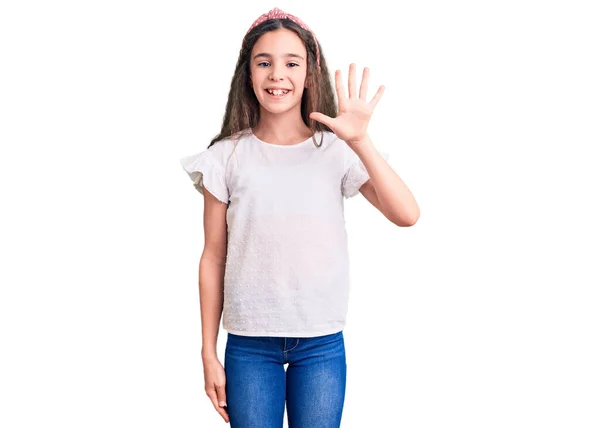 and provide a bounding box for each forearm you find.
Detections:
[199,256,226,361]
[352,135,420,226]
